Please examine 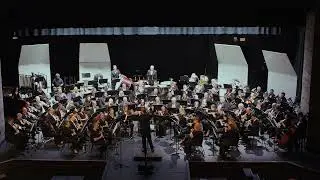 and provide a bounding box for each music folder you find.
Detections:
[107,90,119,96]
[137,93,146,100]
[148,95,157,101]
[99,78,108,84]
[190,98,200,105]
[178,100,187,106]
[168,107,179,114]
[162,99,171,104]
[124,90,131,95]
[95,91,105,98]
[204,84,213,90]
[107,105,118,112]
[153,104,163,111]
